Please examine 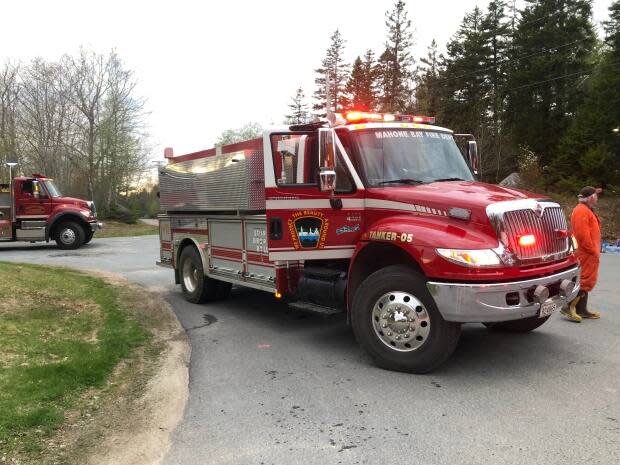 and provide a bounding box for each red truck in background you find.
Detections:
[157,112,580,373]
[0,172,102,249]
